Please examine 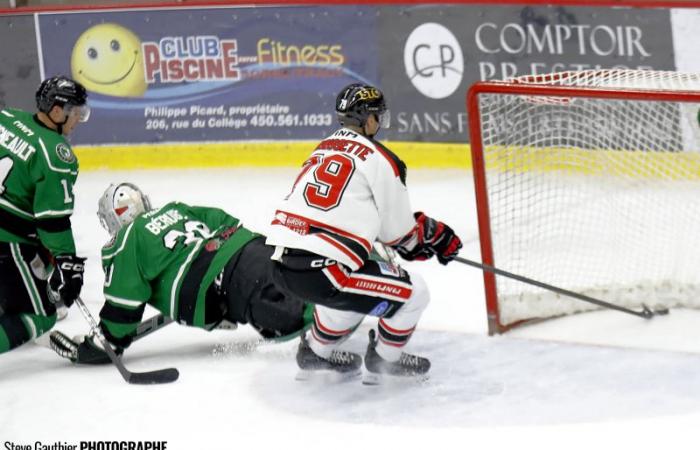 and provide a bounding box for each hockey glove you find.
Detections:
[47,254,85,308]
[394,212,462,265]
[49,330,120,365]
